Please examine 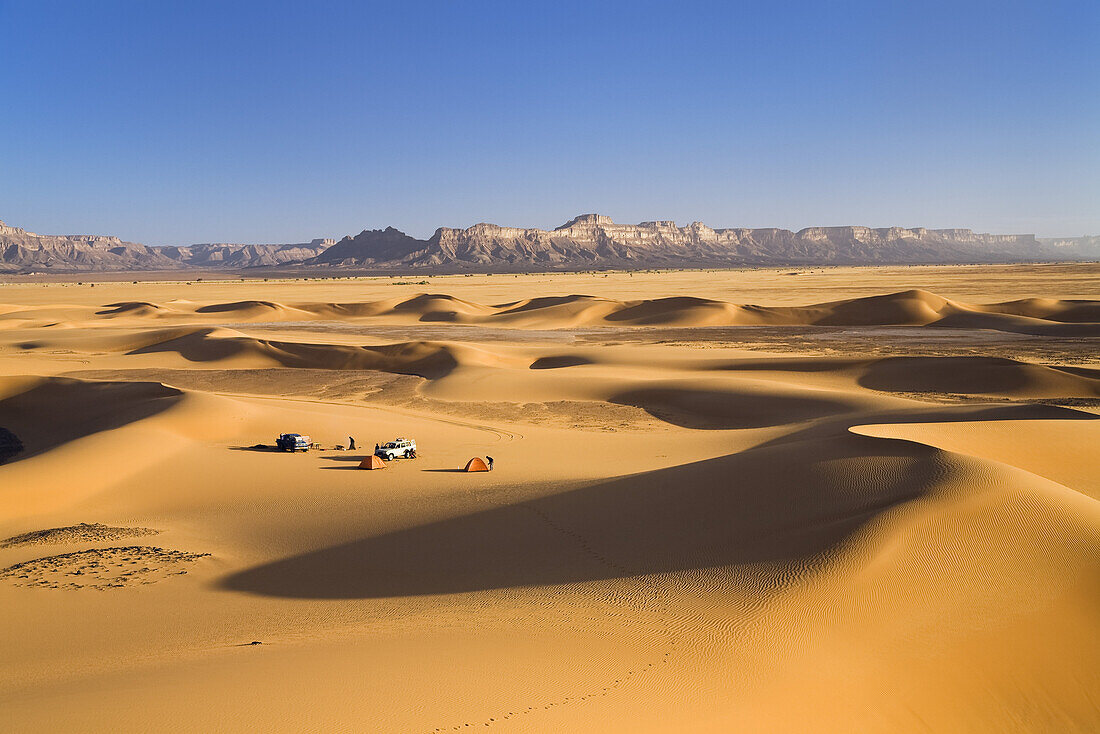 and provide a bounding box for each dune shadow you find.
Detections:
[493,295,603,315]
[530,355,593,370]
[608,386,857,429]
[0,378,183,463]
[856,356,1100,396]
[931,311,1100,337]
[195,300,281,314]
[96,301,165,316]
[0,427,24,464]
[602,296,726,324]
[418,311,461,323]
[220,402,1095,600]
[220,428,939,599]
[704,357,866,373]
